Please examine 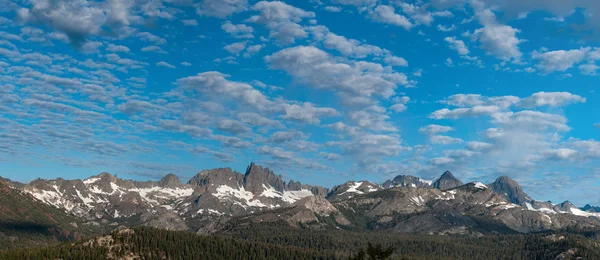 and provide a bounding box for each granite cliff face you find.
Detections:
[432,171,463,190]
[488,176,533,206]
